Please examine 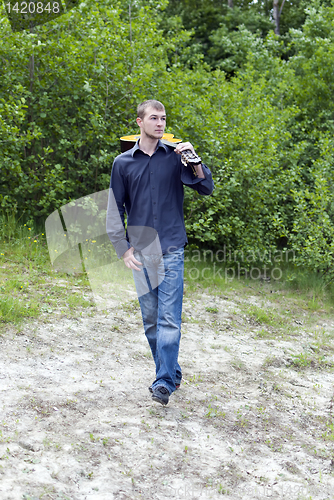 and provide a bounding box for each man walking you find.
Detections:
[107,100,214,405]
